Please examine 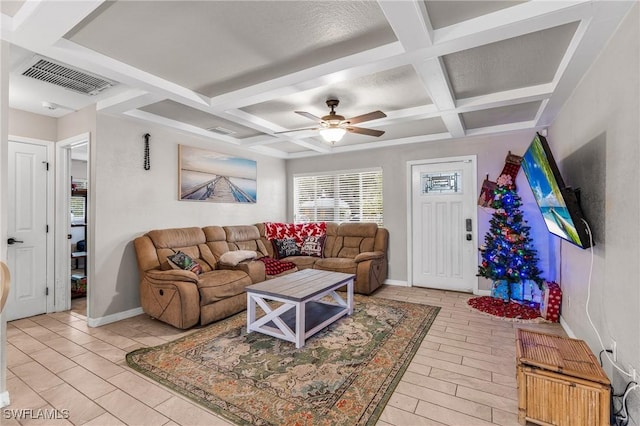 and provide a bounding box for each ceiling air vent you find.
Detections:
[21,56,116,96]
[207,126,236,135]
